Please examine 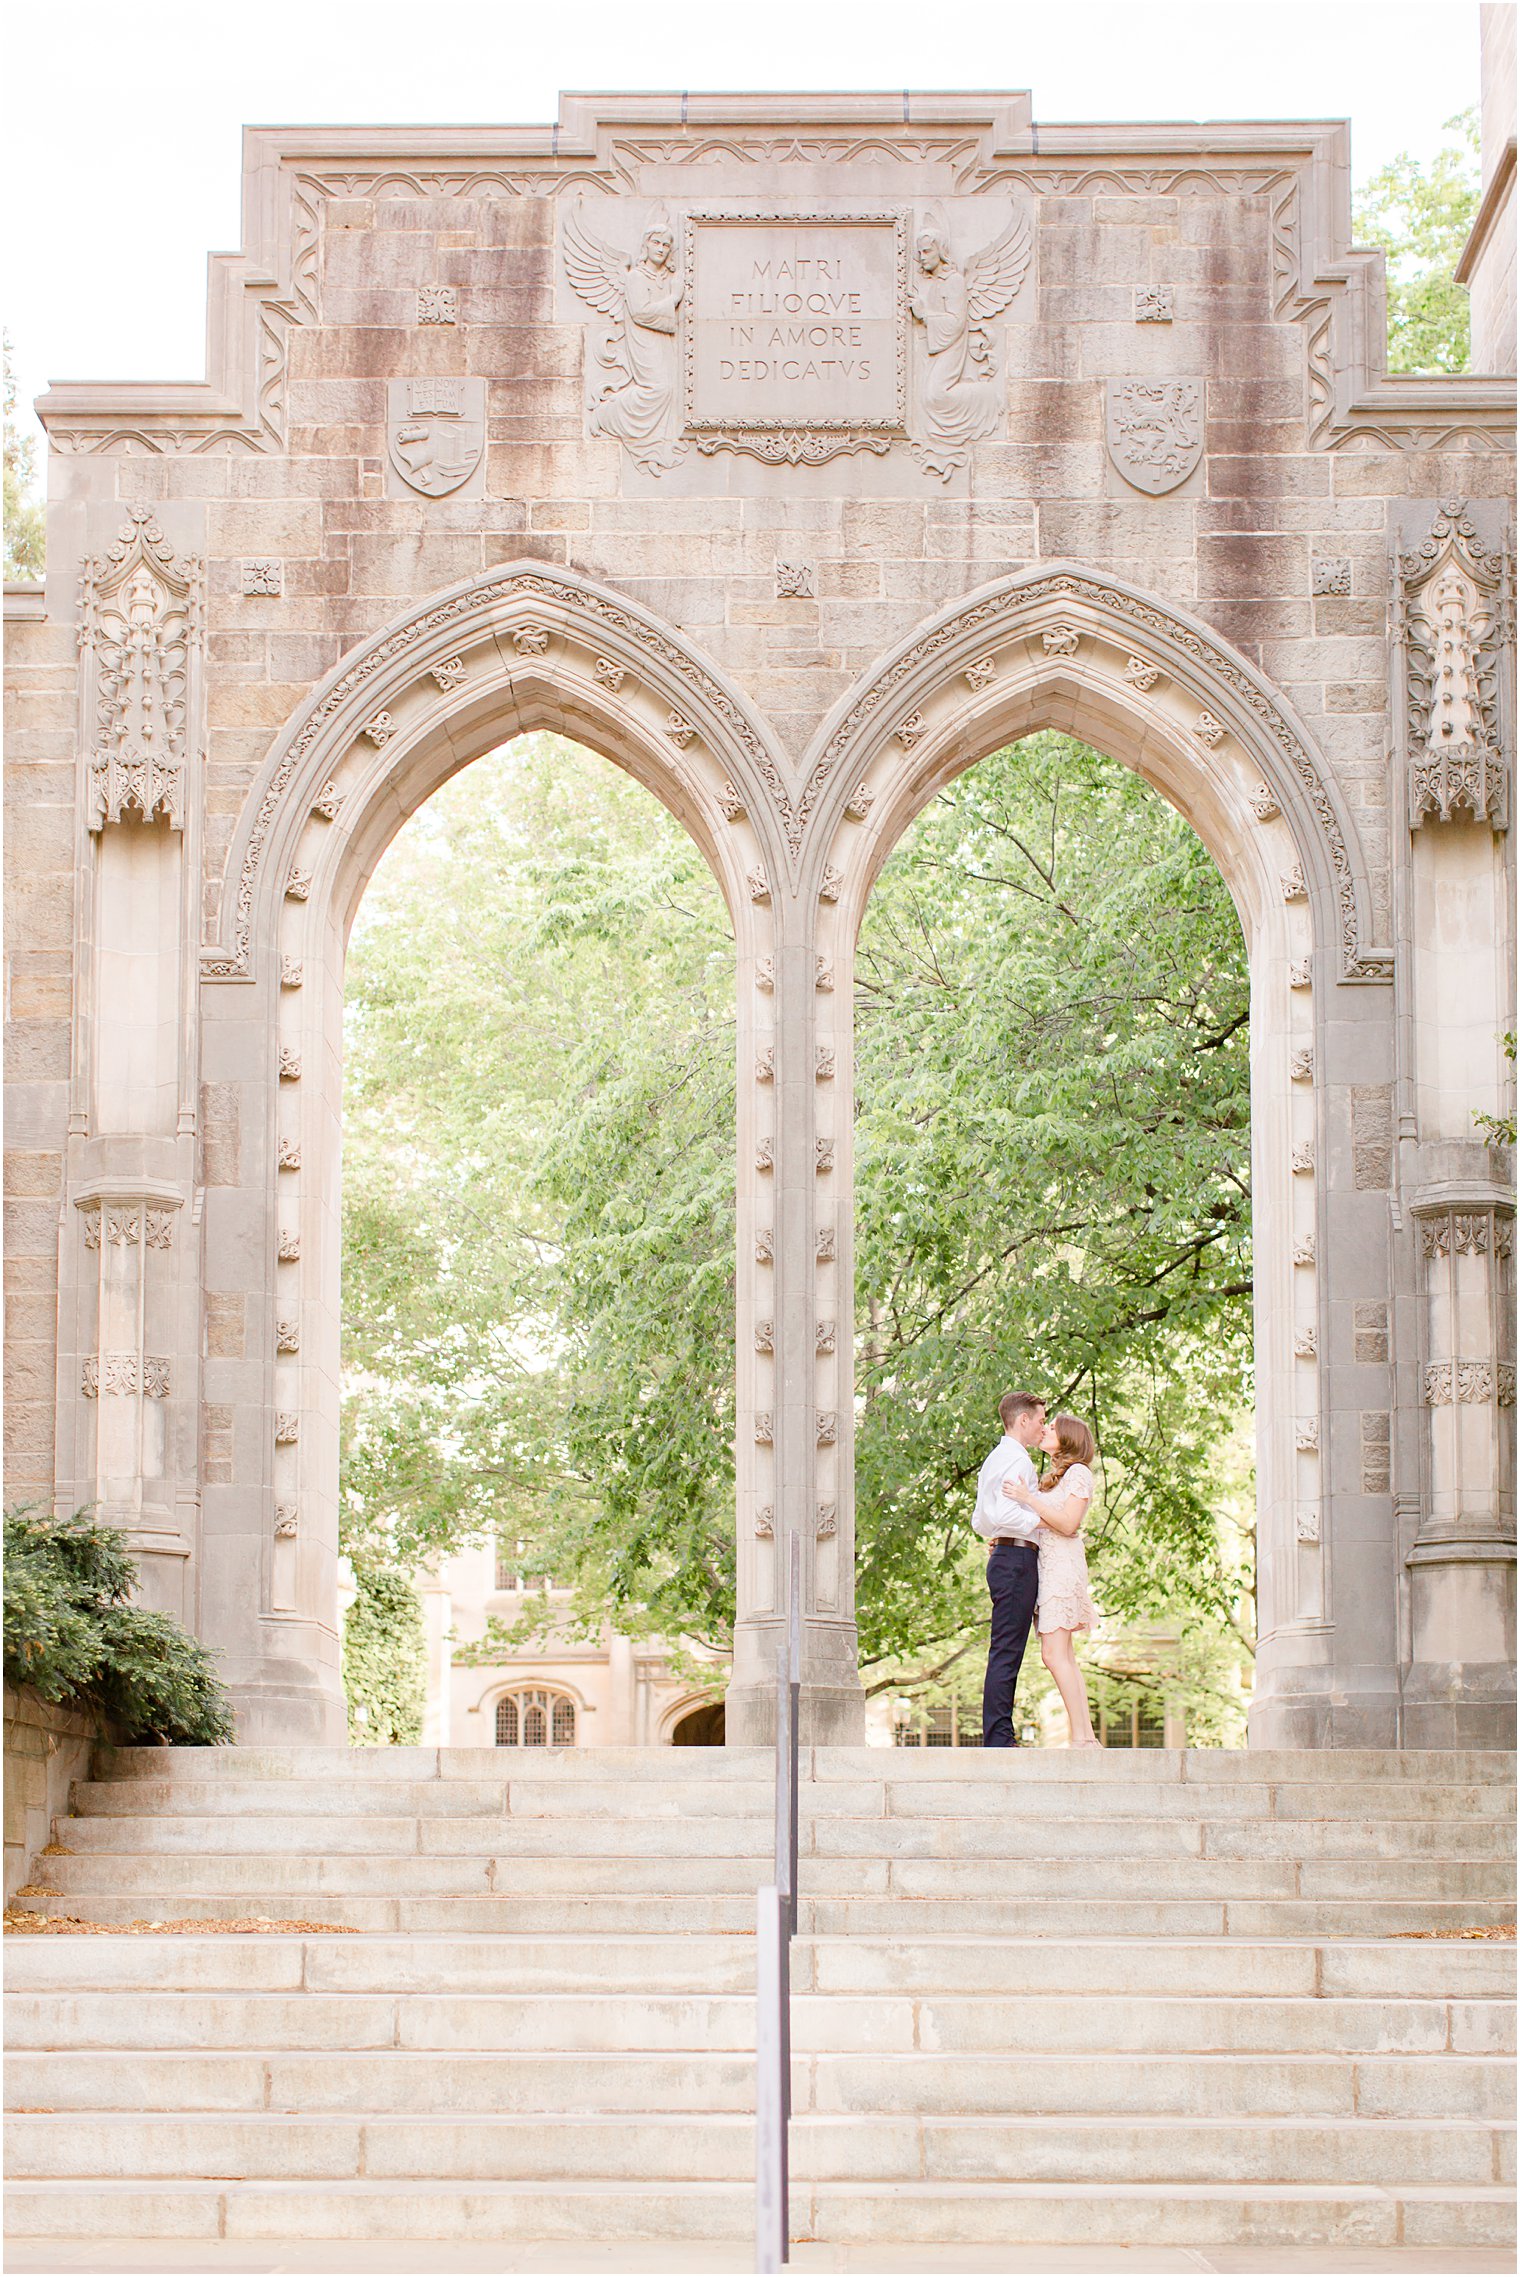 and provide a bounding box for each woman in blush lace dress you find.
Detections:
[1003,1414,1102,1748]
